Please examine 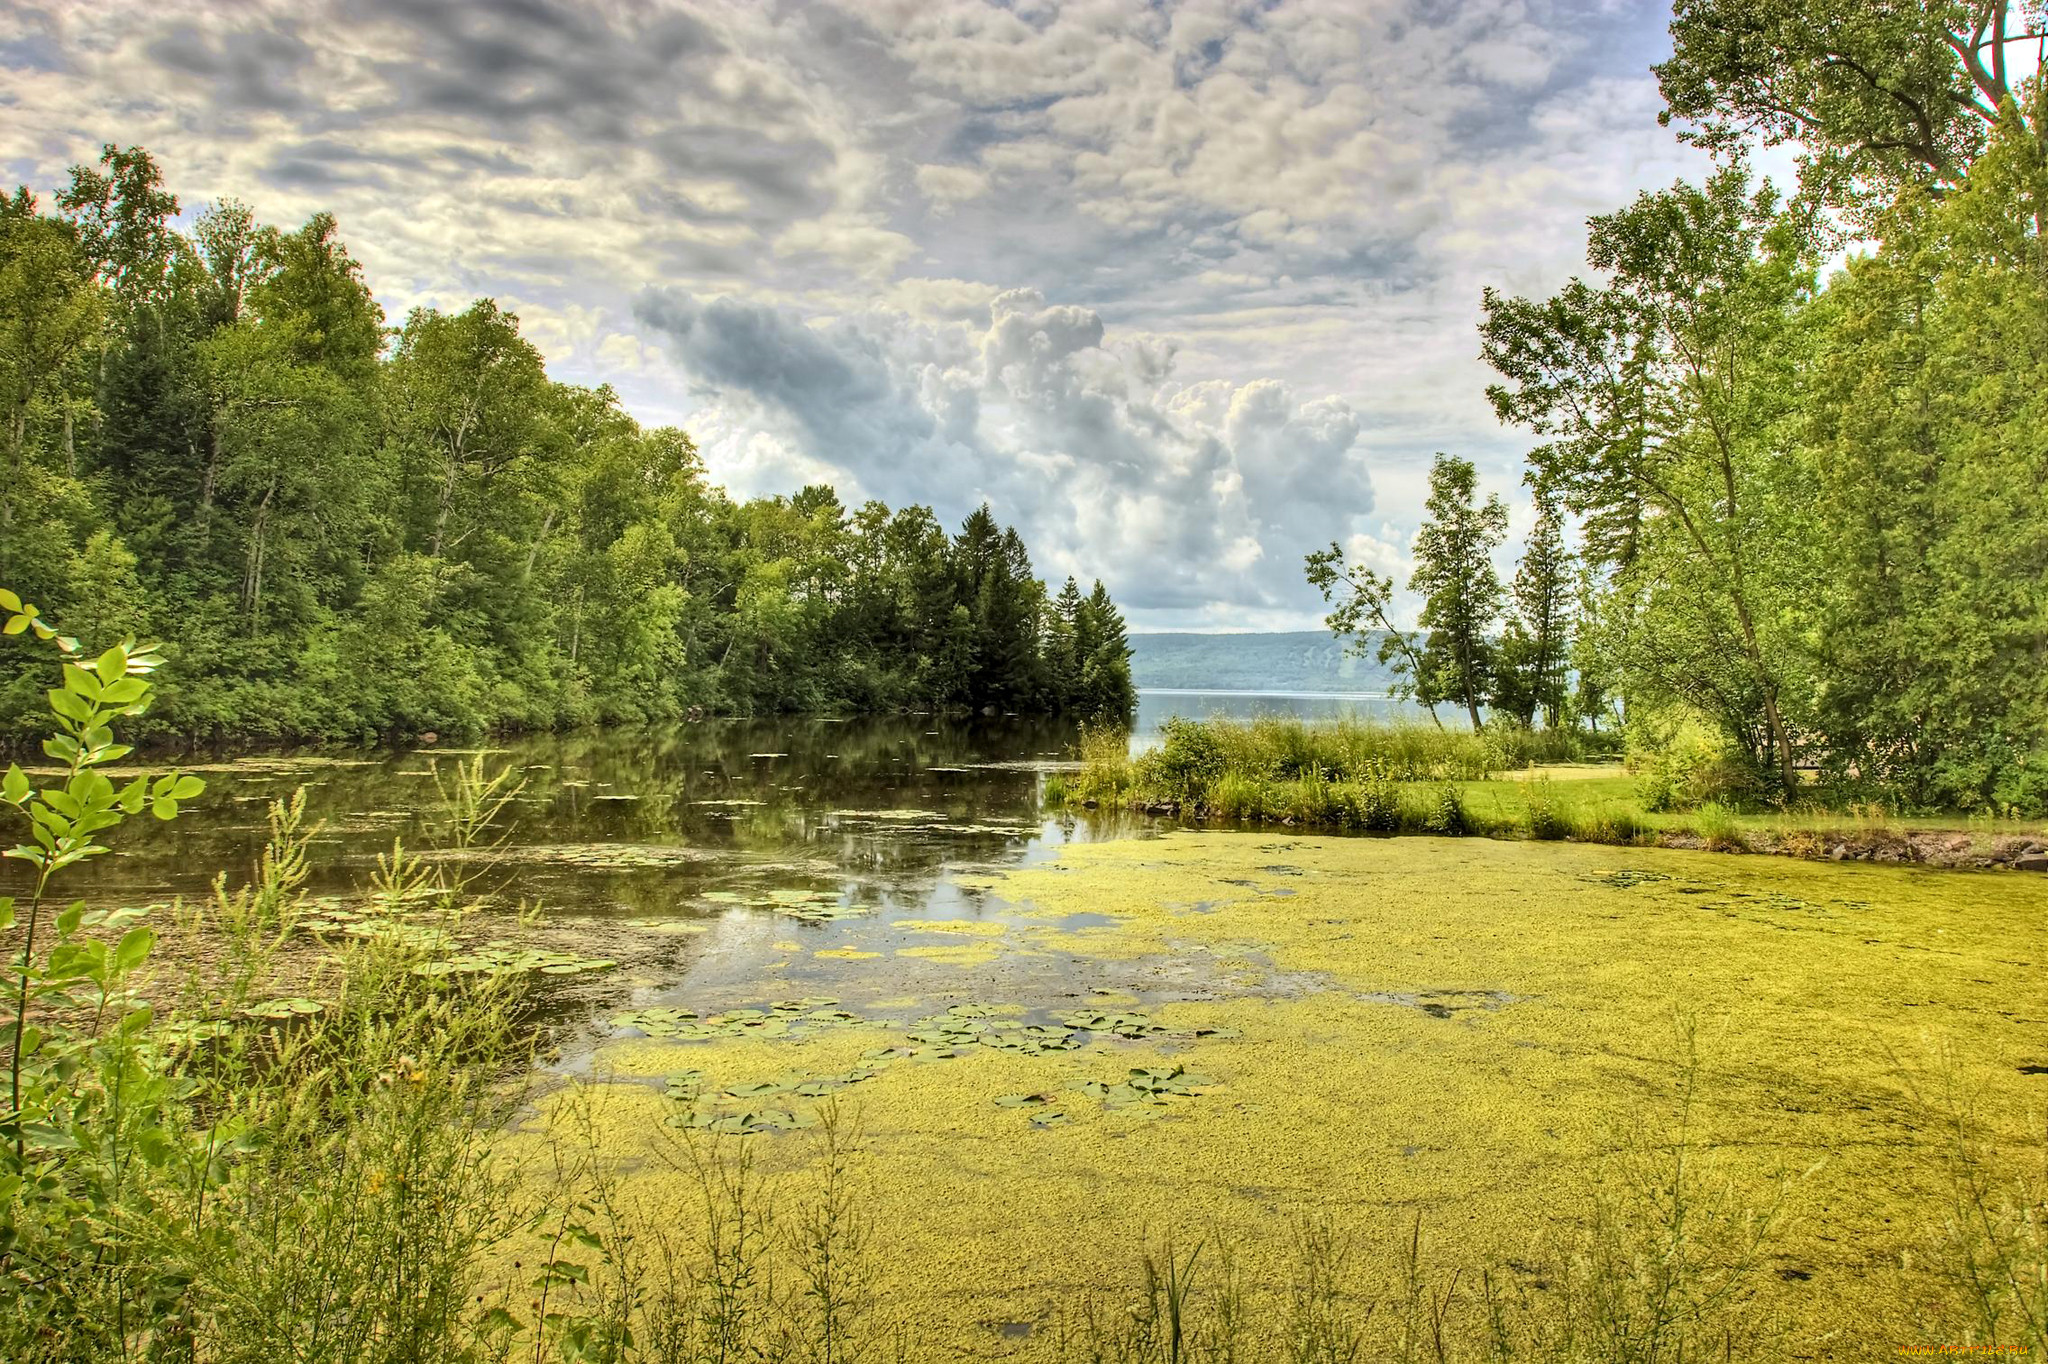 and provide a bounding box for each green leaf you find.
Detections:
[62,664,103,699]
[113,928,155,973]
[1,615,26,636]
[47,688,94,724]
[169,775,205,800]
[152,798,180,821]
[0,588,19,612]
[1,766,27,804]
[98,677,146,706]
[94,646,128,685]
